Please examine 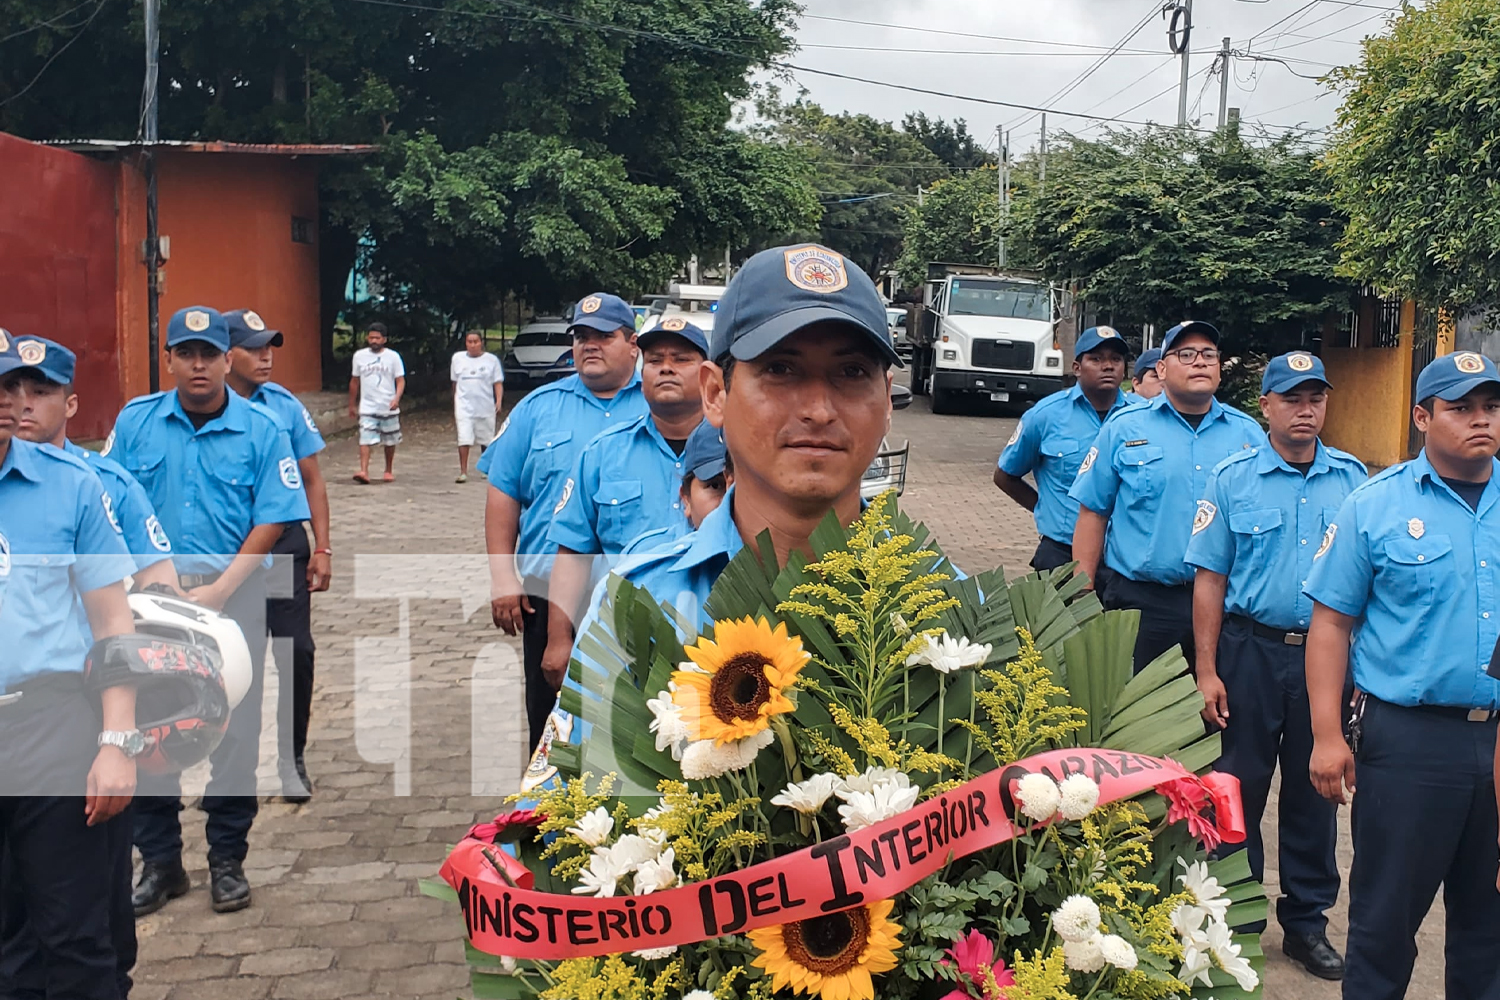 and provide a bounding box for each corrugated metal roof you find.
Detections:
[39,139,376,156]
